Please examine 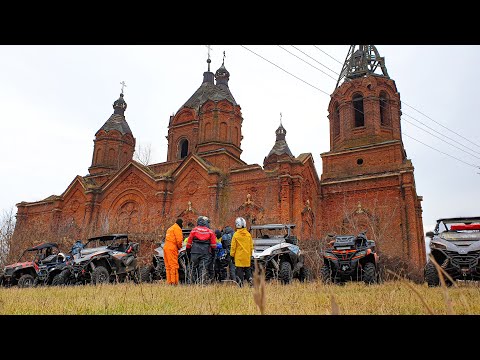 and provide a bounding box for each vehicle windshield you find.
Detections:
[84,236,128,249]
[18,247,57,263]
[437,218,480,233]
[251,226,291,239]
